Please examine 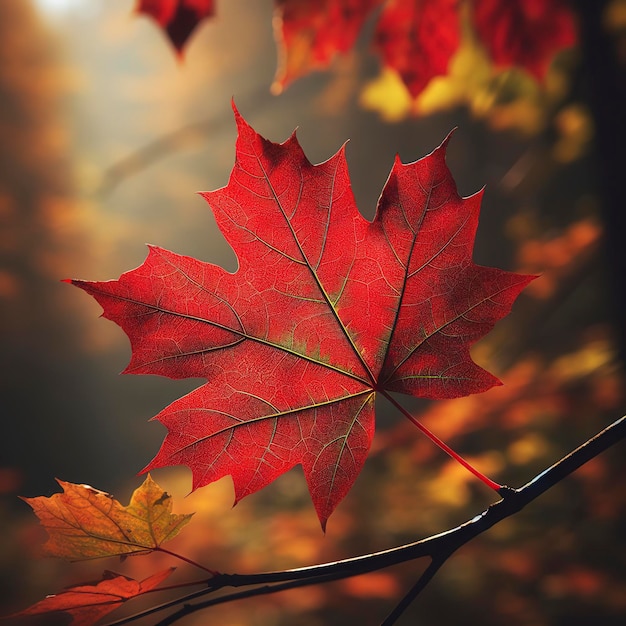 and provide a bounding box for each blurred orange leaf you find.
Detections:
[342,571,401,598]
[23,475,193,560]
[12,568,174,626]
